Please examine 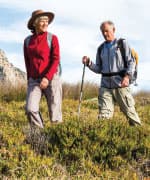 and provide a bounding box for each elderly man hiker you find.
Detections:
[82,20,141,126]
[24,10,62,128]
